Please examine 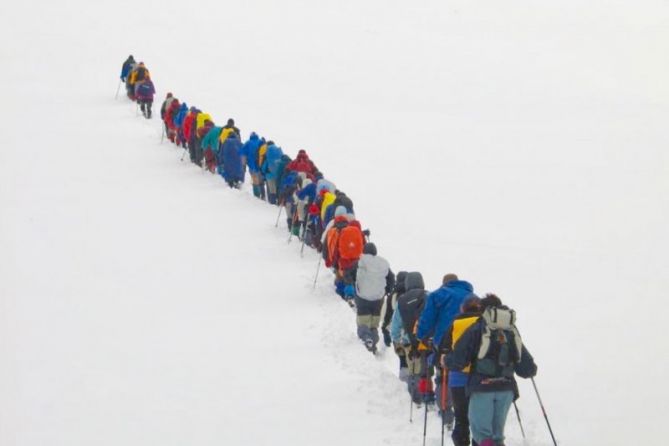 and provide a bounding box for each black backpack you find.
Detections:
[474,307,523,378]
